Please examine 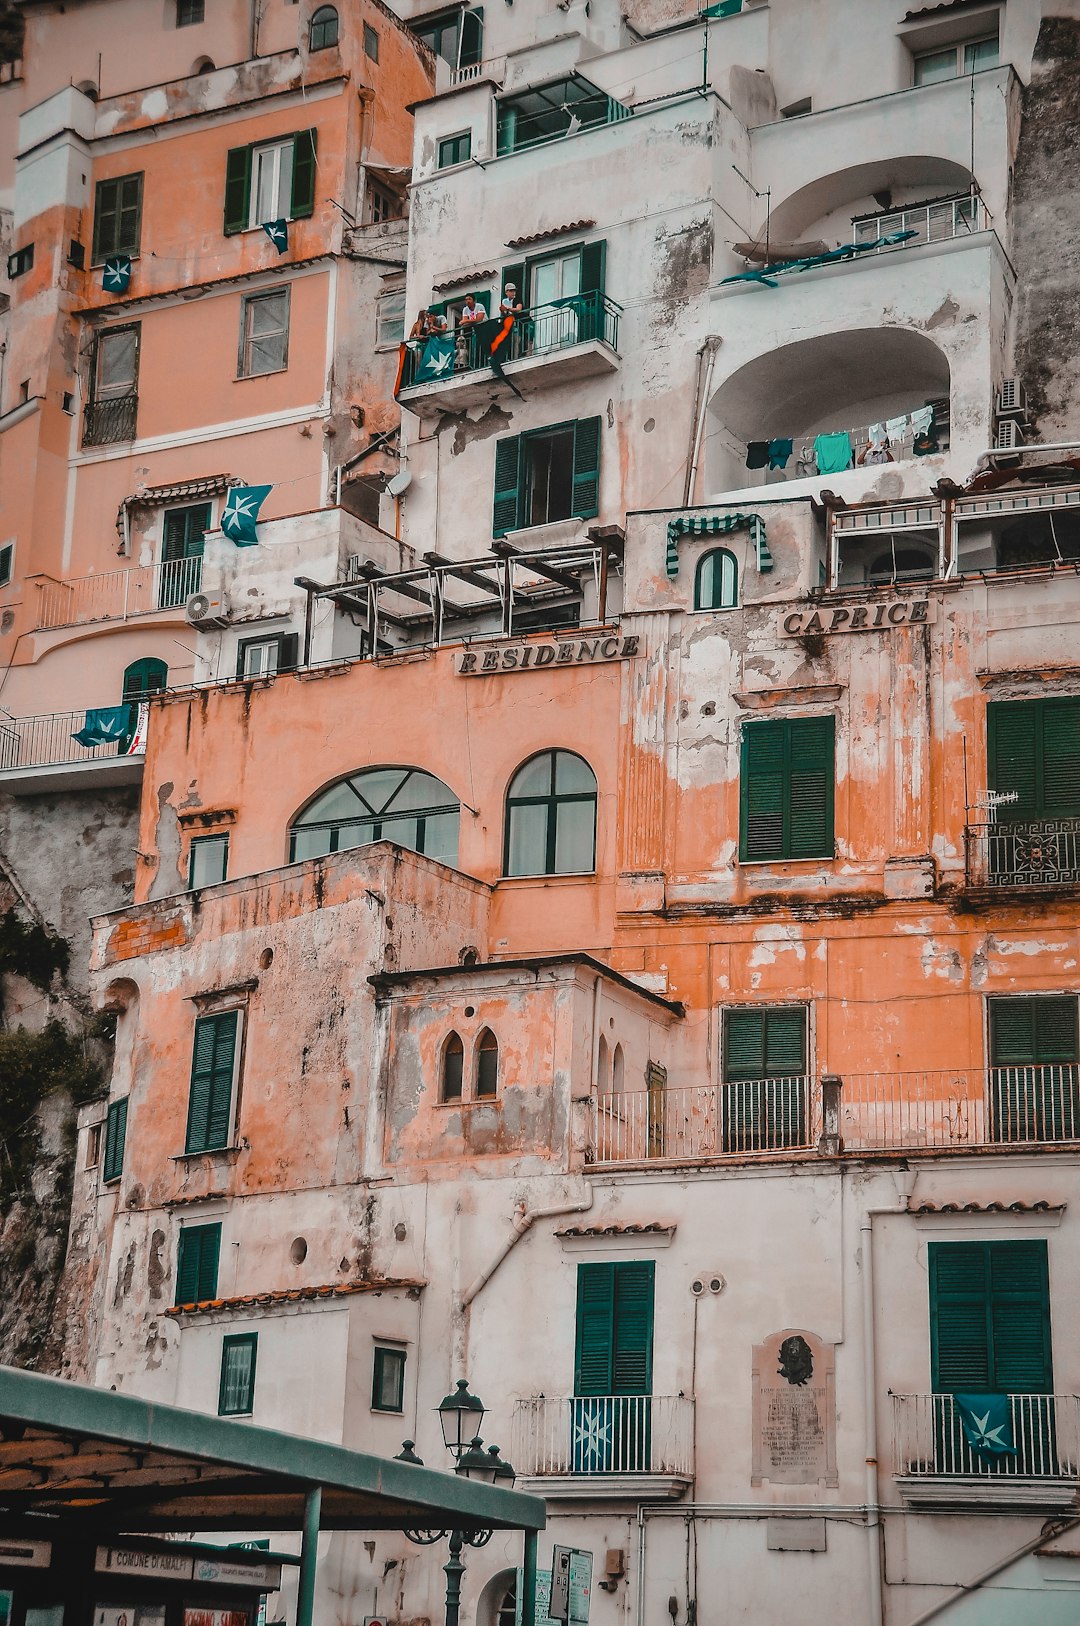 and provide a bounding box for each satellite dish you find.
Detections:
[386,471,413,497]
